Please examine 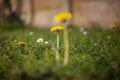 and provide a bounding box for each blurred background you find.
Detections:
[0,0,120,29]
